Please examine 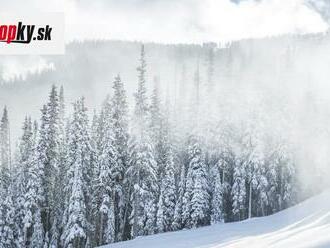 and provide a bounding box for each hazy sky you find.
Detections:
[0,0,329,81]
[1,0,329,43]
